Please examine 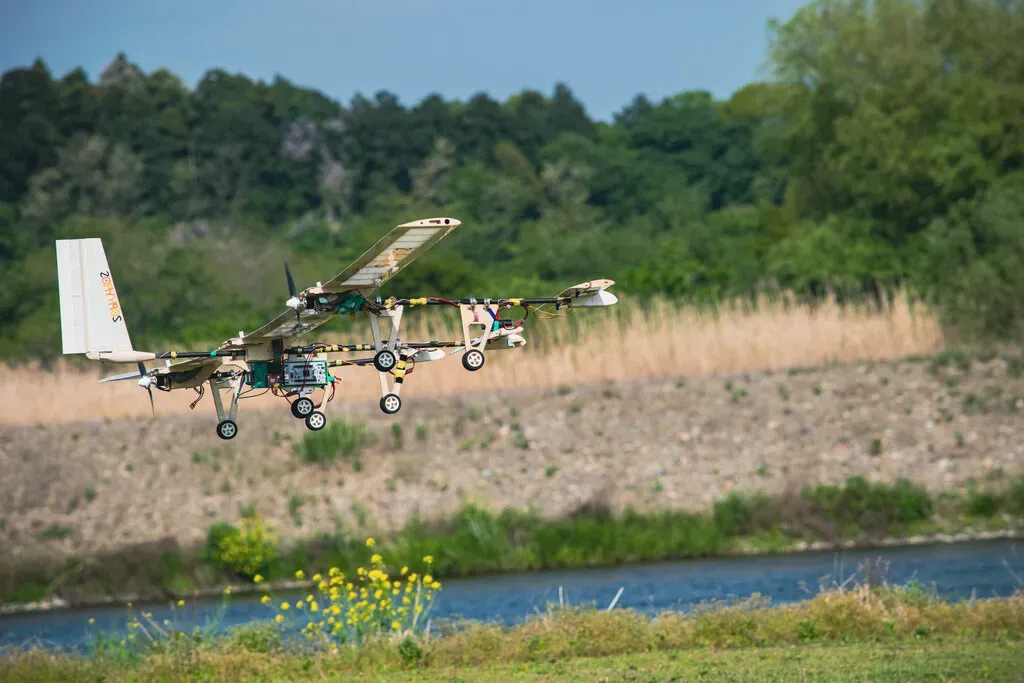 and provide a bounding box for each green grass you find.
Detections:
[294,419,376,467]
[3,586,1022,682]
[4,475,1024,605]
